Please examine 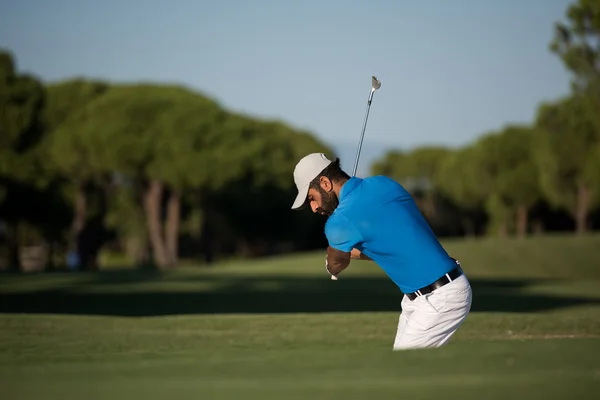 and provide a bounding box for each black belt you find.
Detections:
[406,262,464,301]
